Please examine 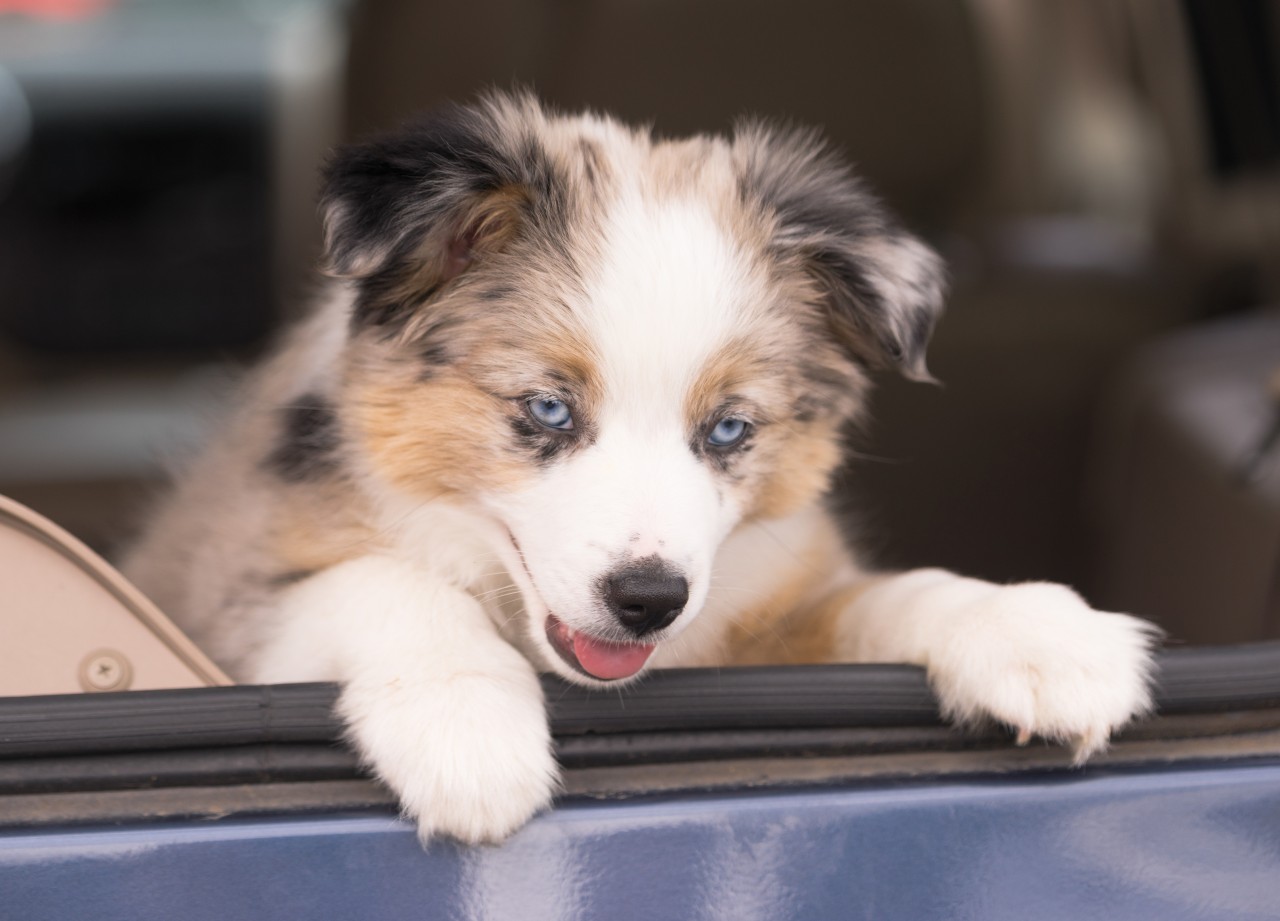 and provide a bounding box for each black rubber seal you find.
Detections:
[2,642,1279,761]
